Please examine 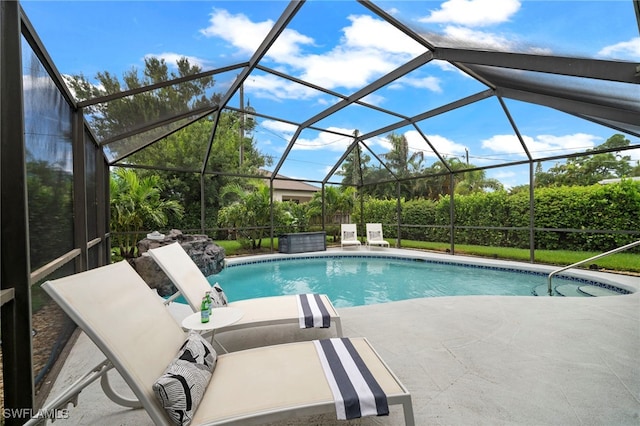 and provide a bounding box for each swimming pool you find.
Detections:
[205,254,631,307]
